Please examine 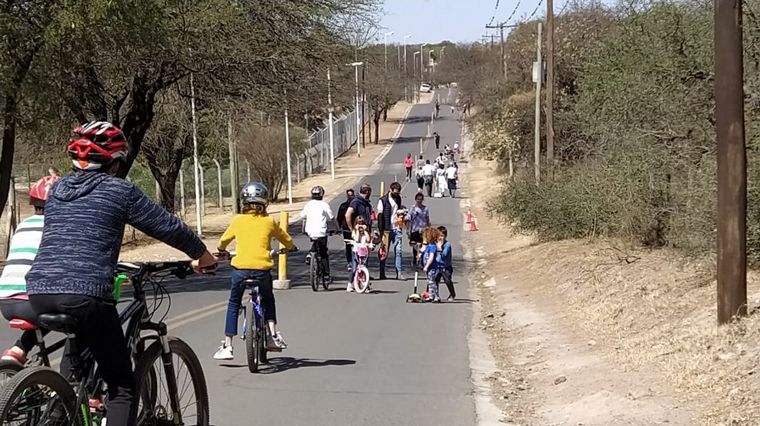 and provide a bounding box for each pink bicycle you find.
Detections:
[344,239,374,293]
